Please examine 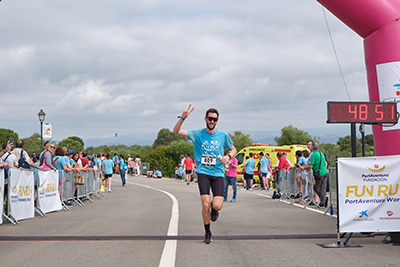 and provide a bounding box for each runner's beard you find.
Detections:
[206,122,216,131]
